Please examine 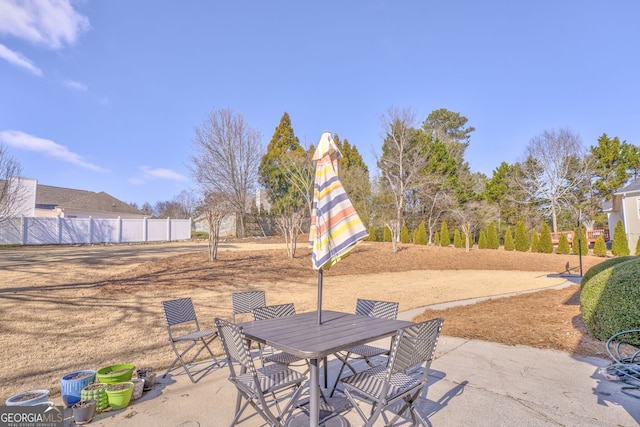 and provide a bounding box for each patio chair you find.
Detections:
[329,298,399,397]
[251,303,310,374]
[341,317,444,427]
[215,318,306,427]
[160,297,221,383]
[232,290,266,323]
[600,329,640,398]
